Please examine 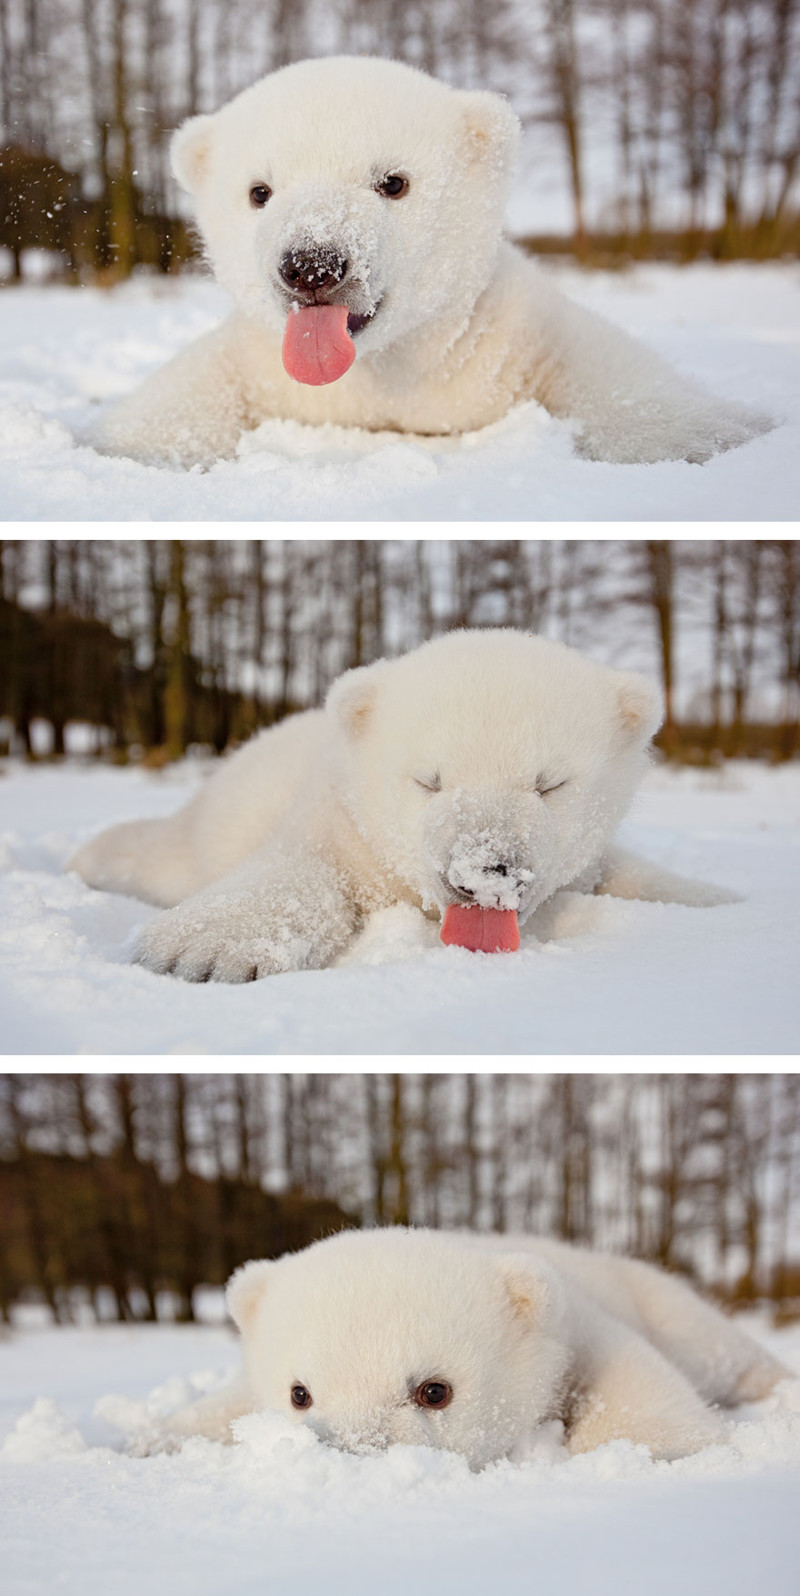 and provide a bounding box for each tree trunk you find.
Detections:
[108,0,137,280]
[646,540,676,746]
[164,540,191,759]
[386,1074,410,1225]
